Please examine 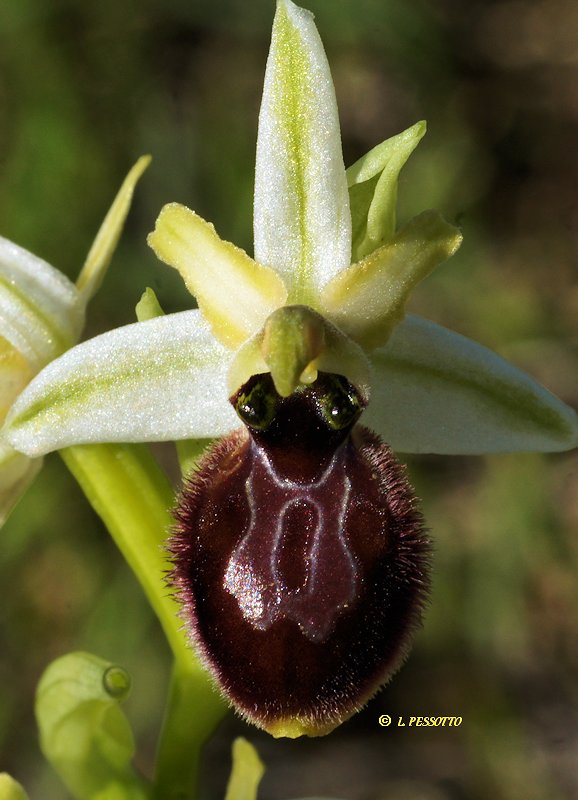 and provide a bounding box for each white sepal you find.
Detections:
[0,236,84,370]
[254,0,351,302]
[364,314,578,454]
[5,310,239,457]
